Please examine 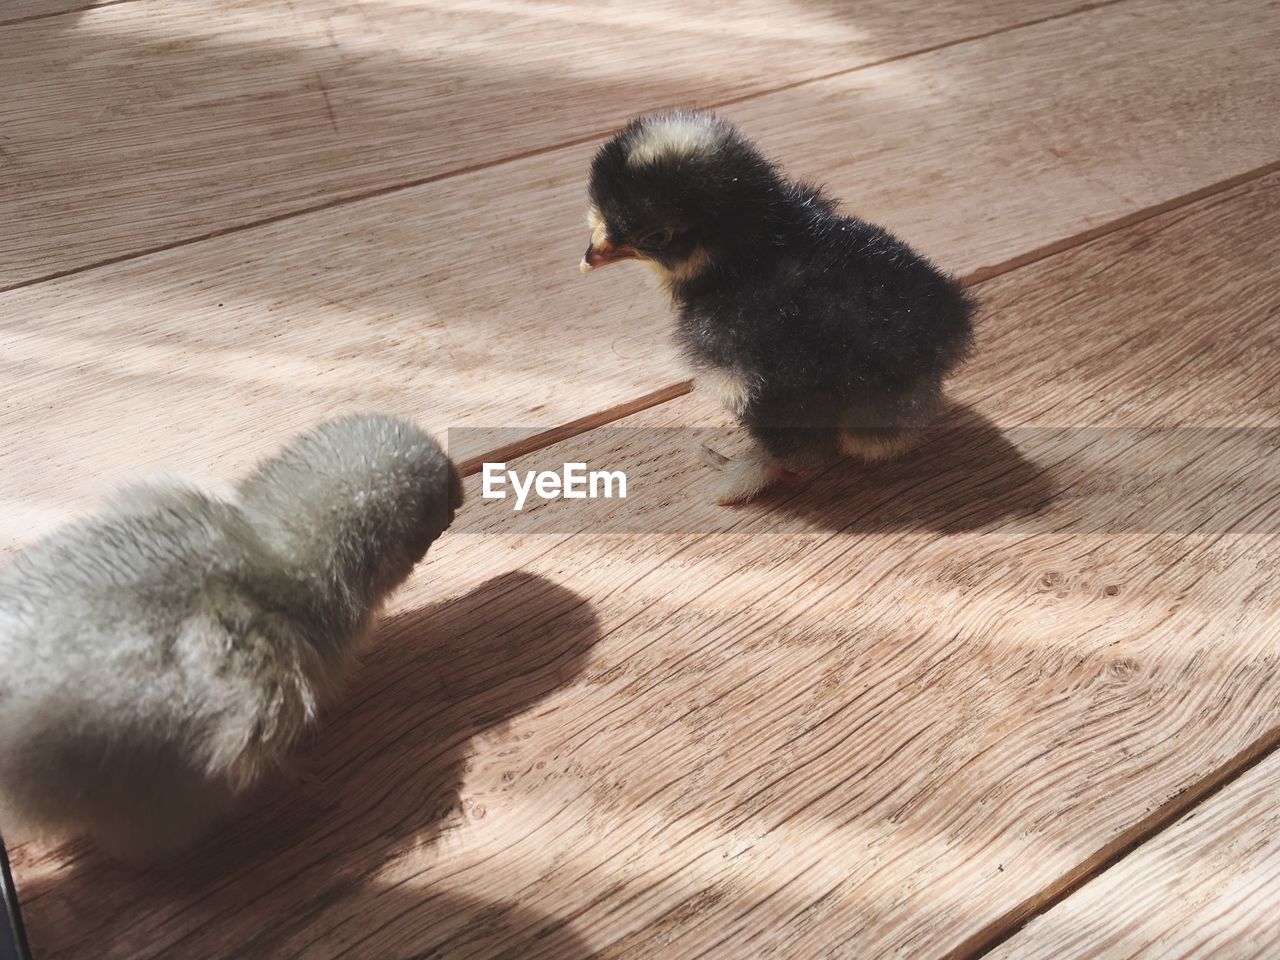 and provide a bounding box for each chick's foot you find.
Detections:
[714,451,792,505]
[696,441,732,469]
